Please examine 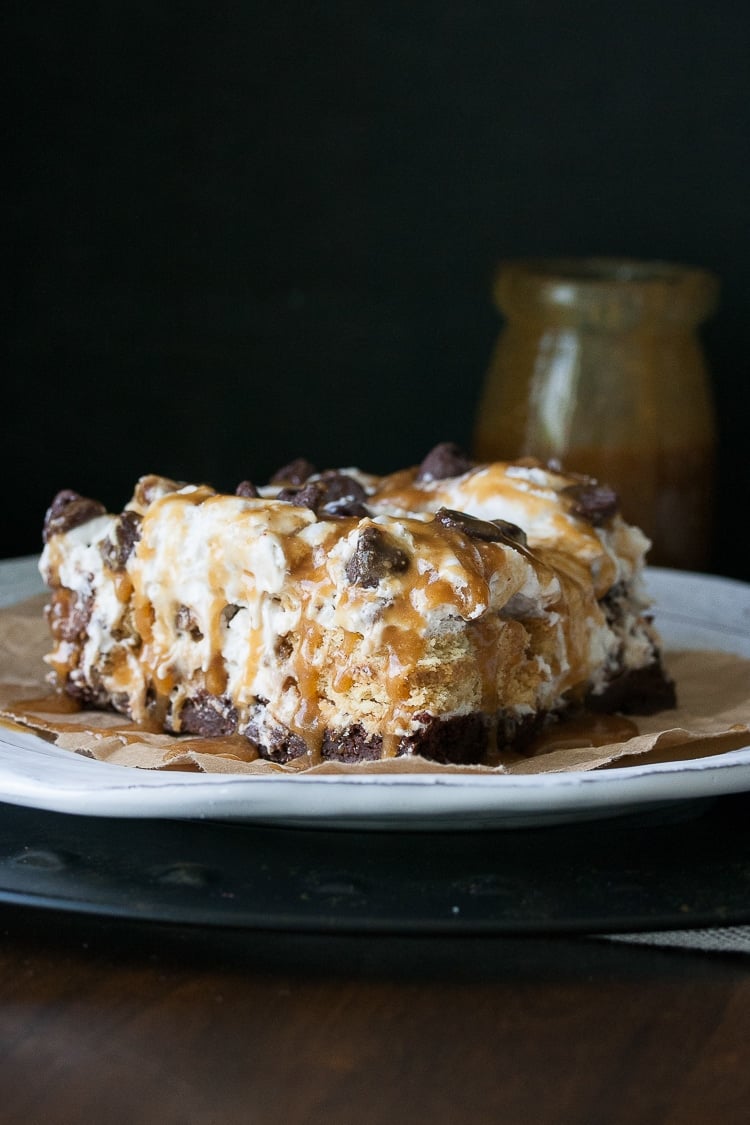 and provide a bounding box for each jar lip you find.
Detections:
[494,257,719,319]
